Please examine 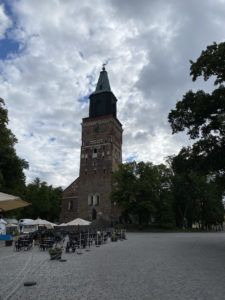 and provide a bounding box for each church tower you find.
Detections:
[60,66,122,225]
